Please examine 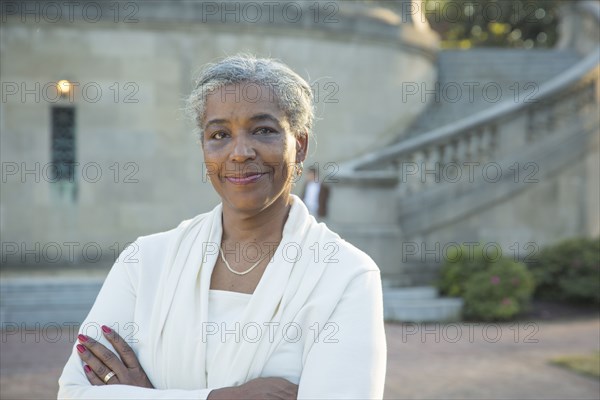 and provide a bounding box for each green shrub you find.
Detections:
[437,244,487,297]
[438,244,535,321]
[462,258,535,321]
[527,237,600,304]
